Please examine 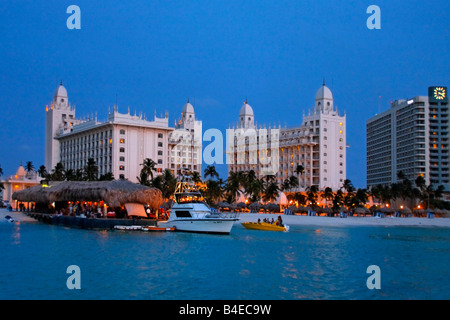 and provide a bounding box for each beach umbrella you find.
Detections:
[217,201,230,208]
[399,206,412,215]
[321,207,333,214]
[413,208,426,217]
[441,209,450,218]
[354,207,367,215]
[248,202,260,211]
[237,202,247,208]
[267,203,280,213]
